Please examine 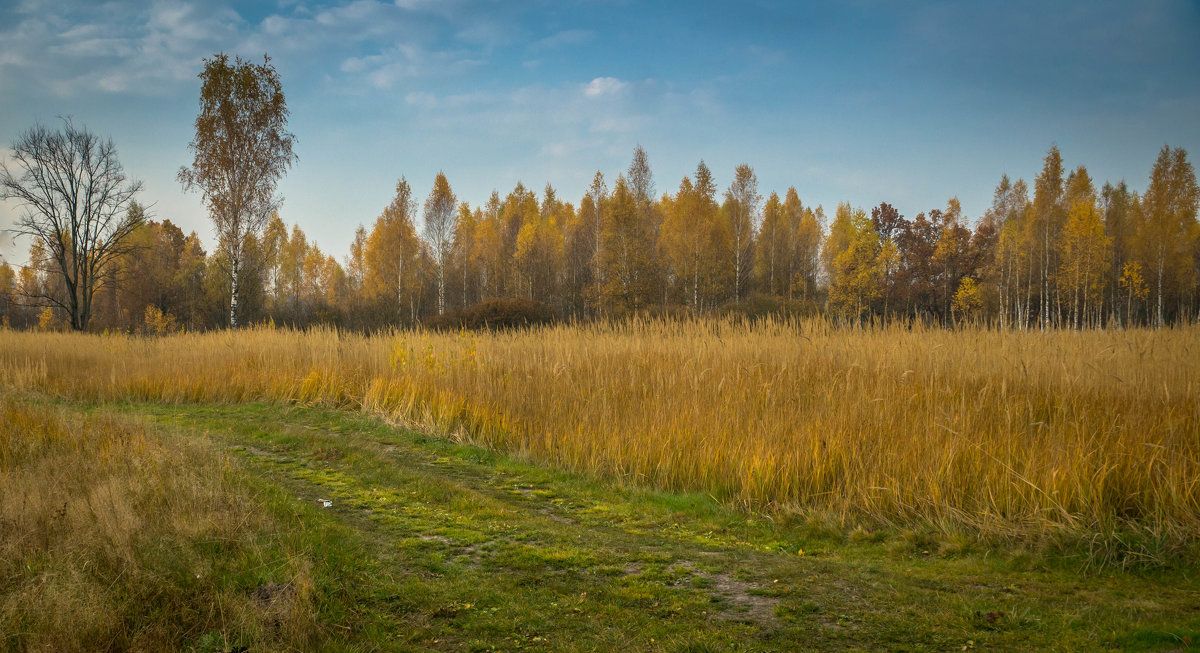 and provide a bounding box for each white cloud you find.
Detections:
[404,91,437,108]
[49,37,137,58]
[97,73,130,93]
[261,14,291,36]
[0,0,538,100]
[341,43,480,89]
[393,0,473,21]
[0,0,245,97]
[404,90,487,110]
[583,76,627,98]
[339,56,368,74]
[402,78,674,161]
[315,0,390,28]
[145,0,241,49]
[367,61,413,89]
[393,0,440,10]
[56,23,105,40]
[746,44,785,66]
[531,29,593,51]
[541,141,575,158]
[455,20,512,48]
